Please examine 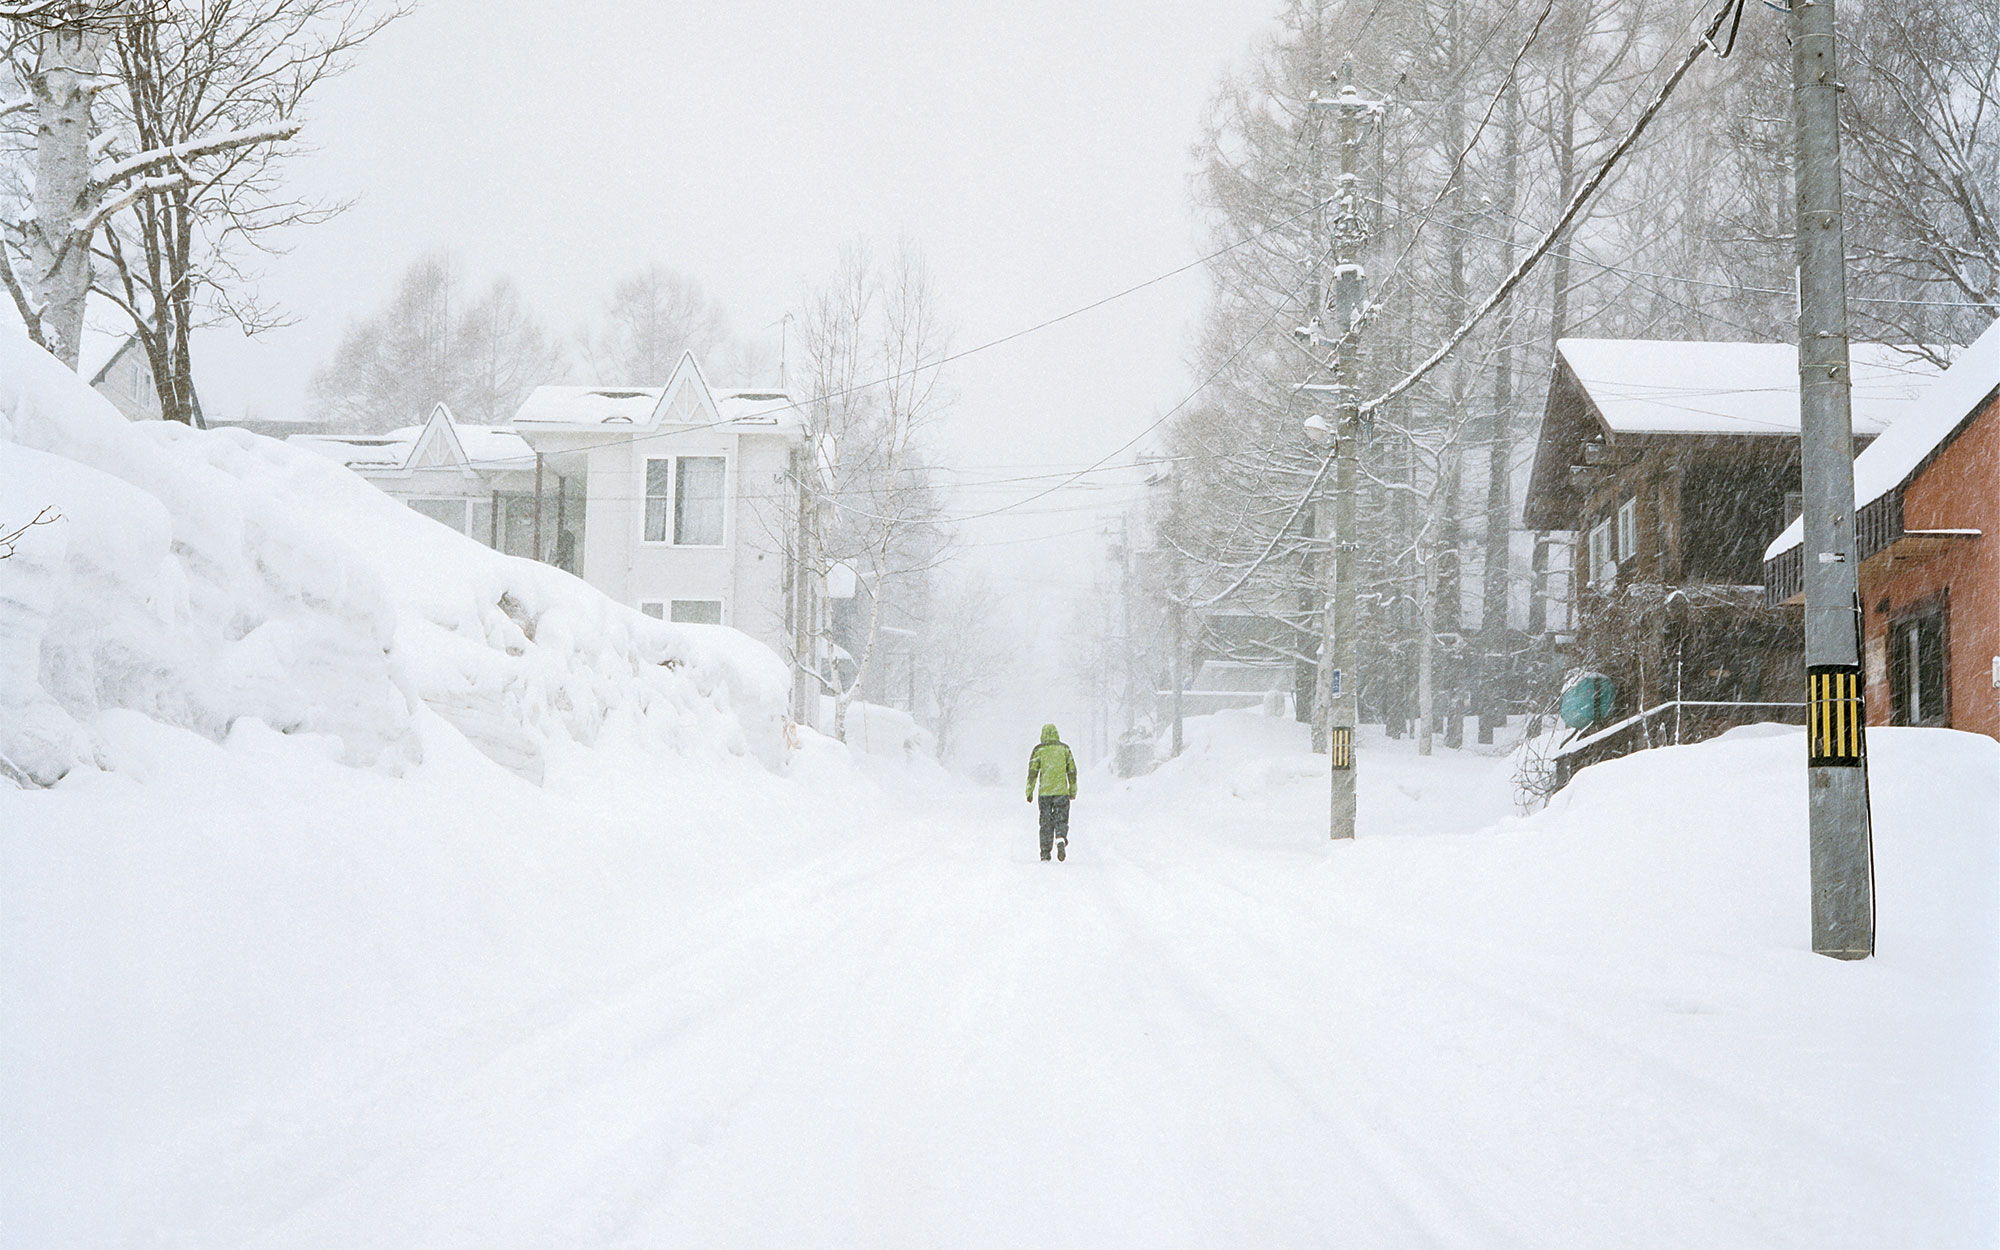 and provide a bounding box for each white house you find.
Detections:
[289,404,572,568]
[511,354,801,655]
